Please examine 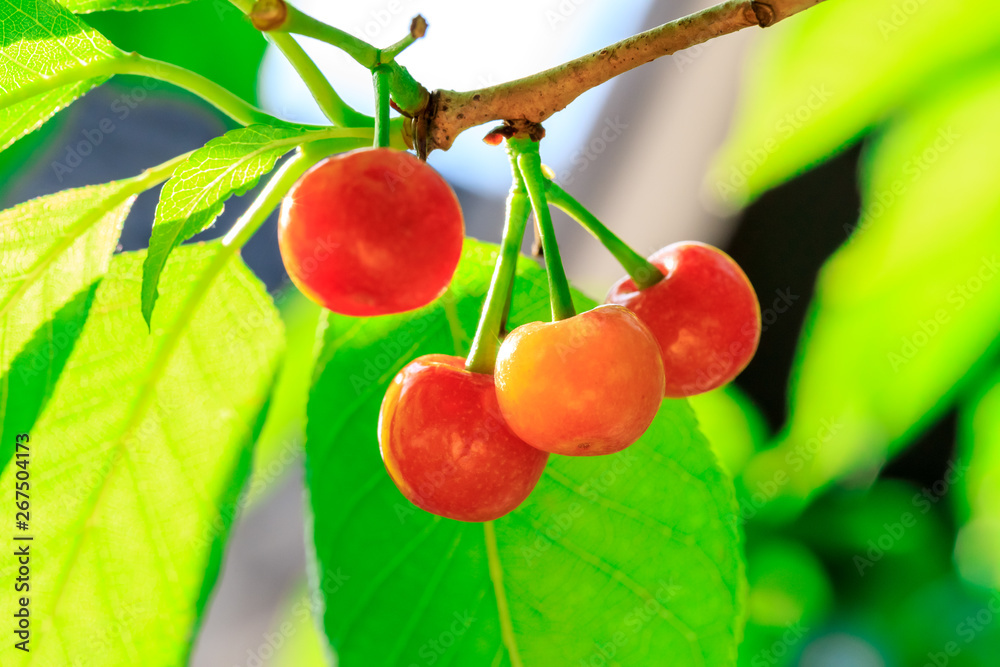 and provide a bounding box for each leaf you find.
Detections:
[956,368,1000,590]
[0,243,283,666]
[708,0,1000,206]
[83,0,269,104]
[305,240,745,666]
[243,288,322,508]
[0,0,123,151]
[688,385,768,477]
[142,125,307,326]
[60,0,194,13]
[0,177,147,473]
[745,66,1000,500]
